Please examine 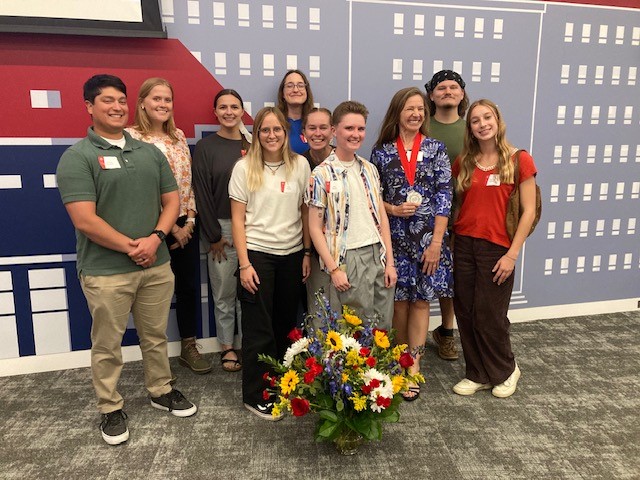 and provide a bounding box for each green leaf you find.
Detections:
[336,399,344,412]
[316,418,341,439]
[318,409,338,422]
